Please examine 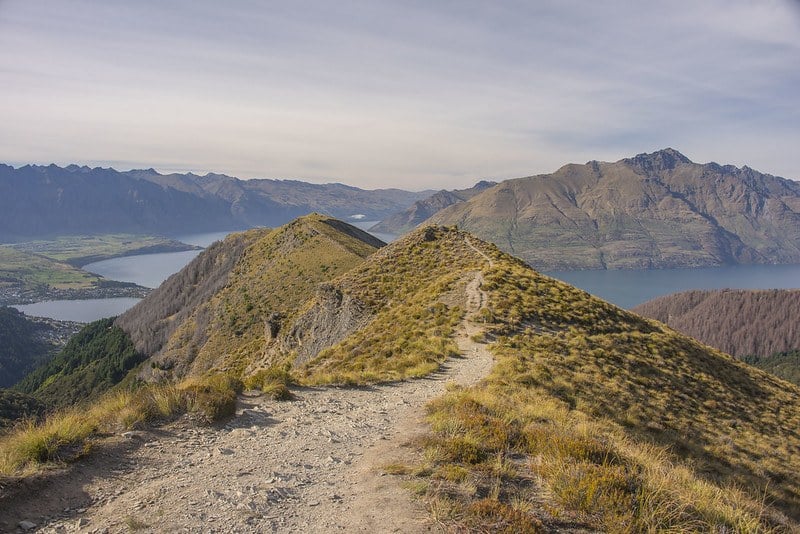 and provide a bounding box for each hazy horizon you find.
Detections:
[1,1,799,189]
